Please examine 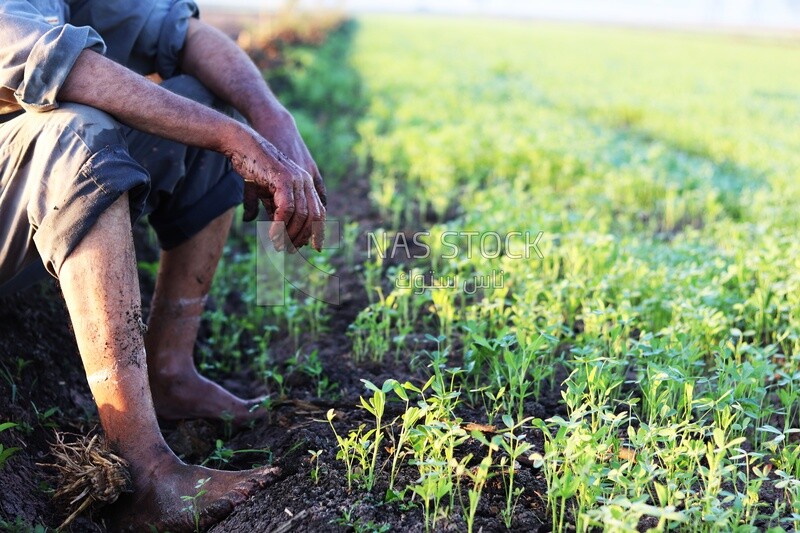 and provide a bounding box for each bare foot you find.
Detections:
[108,454,279,532]
[150,366,268,424]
